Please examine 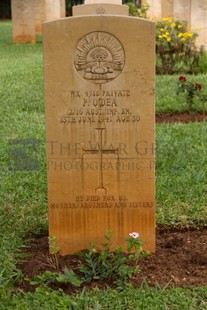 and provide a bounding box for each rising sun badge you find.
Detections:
[74,32,125,84]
